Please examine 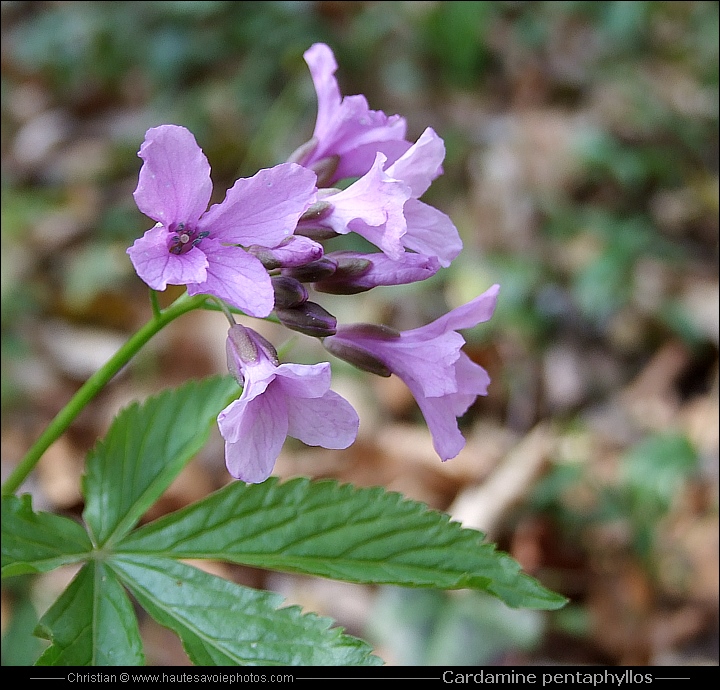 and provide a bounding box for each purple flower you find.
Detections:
[323,284,500,461]
[127,124,317,317]
[218,325,359,483]
[296,152,412,260]
[296,43,412,184]
[296,128,462,268]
